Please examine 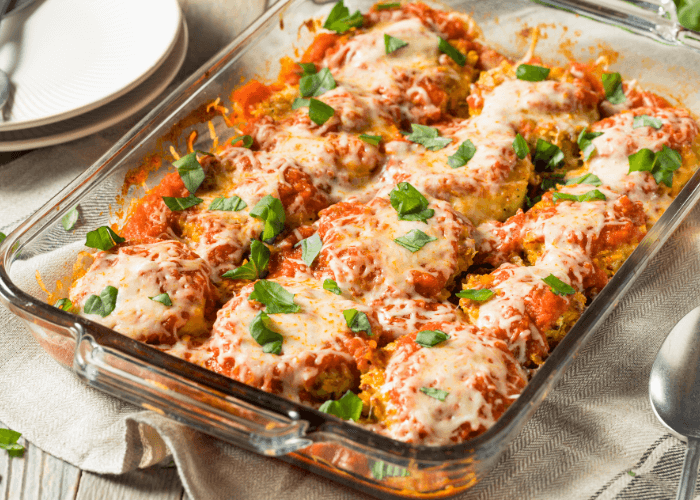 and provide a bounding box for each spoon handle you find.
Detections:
[677,437,700,500]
